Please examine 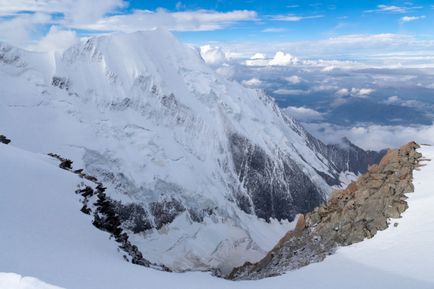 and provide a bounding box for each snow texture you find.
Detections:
[0,143,433,289]
[0,29,380,271]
